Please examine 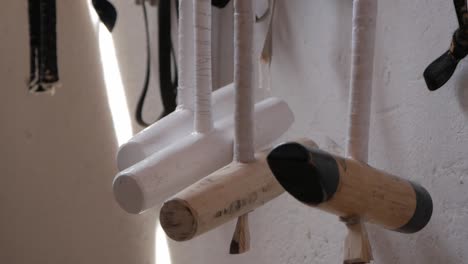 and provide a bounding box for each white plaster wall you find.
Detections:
[0,1,159,264]
[2,0,468,264]
[165,1,468,264]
